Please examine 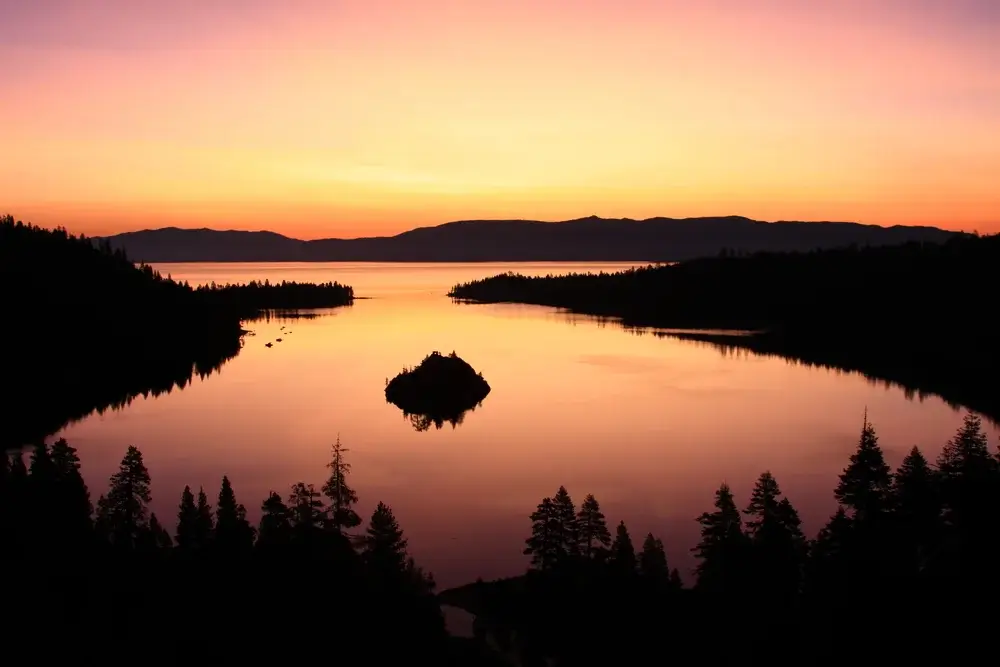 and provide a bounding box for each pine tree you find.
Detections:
[195,487,215,547]
[551,486,579,563]
[805,507,853,595]
[215,475,254,554]
[744,471,781,537]
[257,491,292,550]
[25,442,57,552]
[609,520,637,574]
[322,436,361,531]
[639,533,669,586]
[175,485,199,551]
[576,494,611,559]
[147,513,173,550]
[524,497,559,571]
[693,483,748,593]
[891,446,941,573]
[28,441,55,485]
[49,439,92,540]
[743,472,806,596]
[937,413,998,525]
[835,413,891,522]
[364,501,409,578]
[95,446,152,551]
[288,482,326,547]
[935,413,999,574]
